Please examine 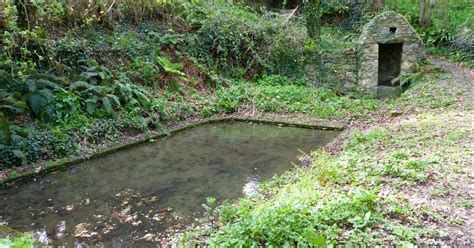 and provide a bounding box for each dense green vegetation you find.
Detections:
[0,1,379,171]
[0,225,37,247]
[384,0,473,66]
[0,0,472,246]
